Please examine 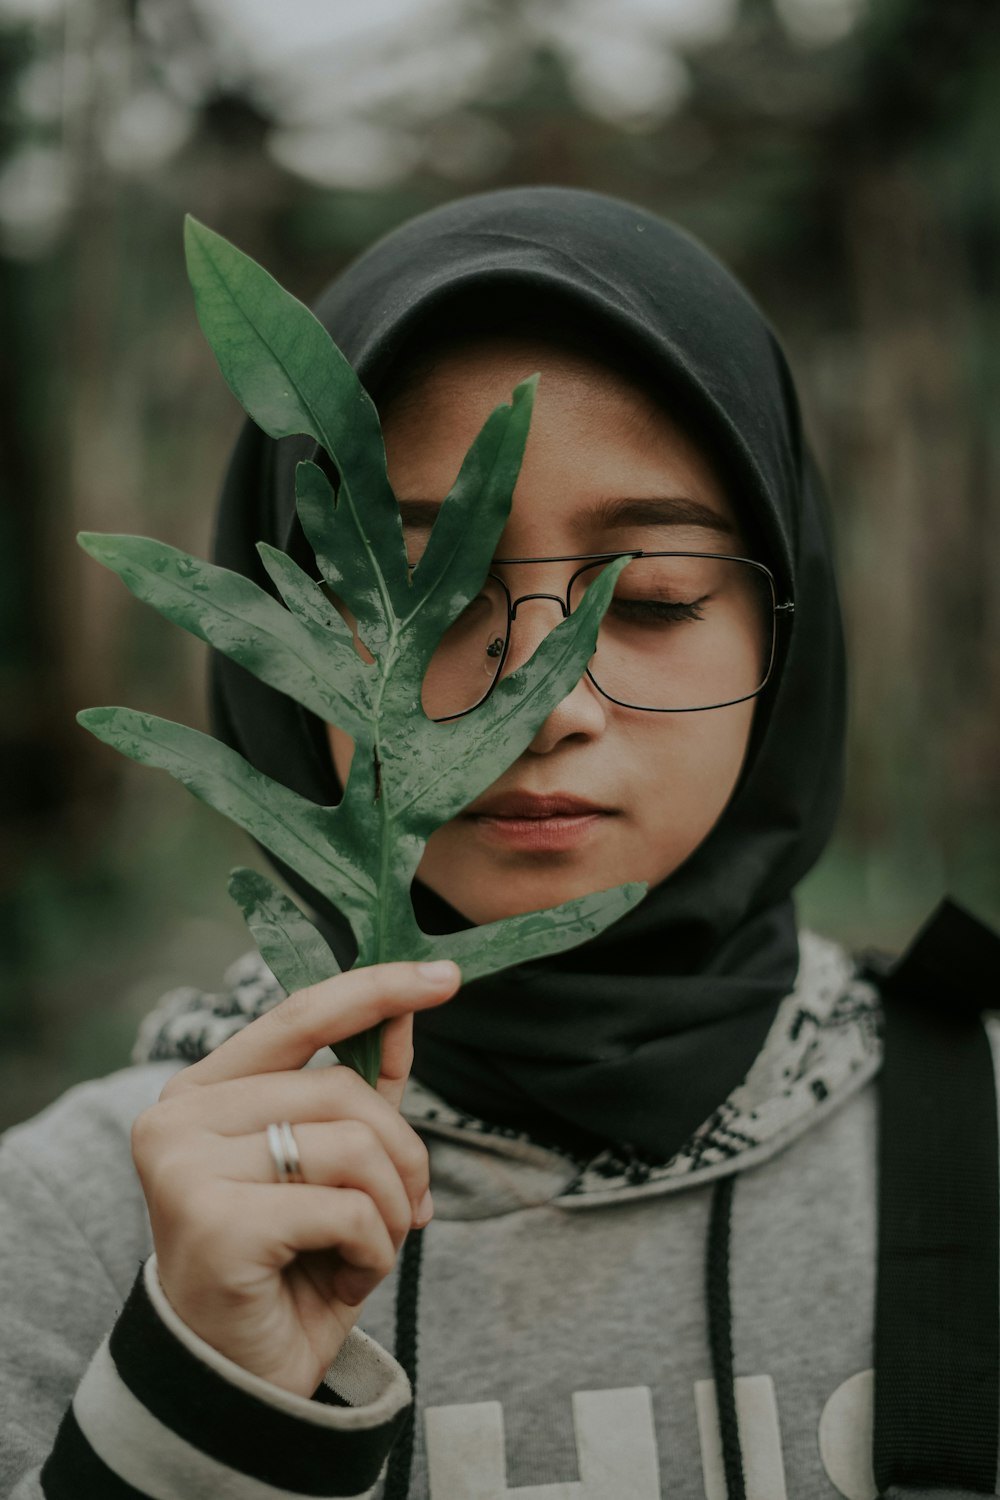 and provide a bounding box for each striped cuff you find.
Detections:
[40,1257,411,1498]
